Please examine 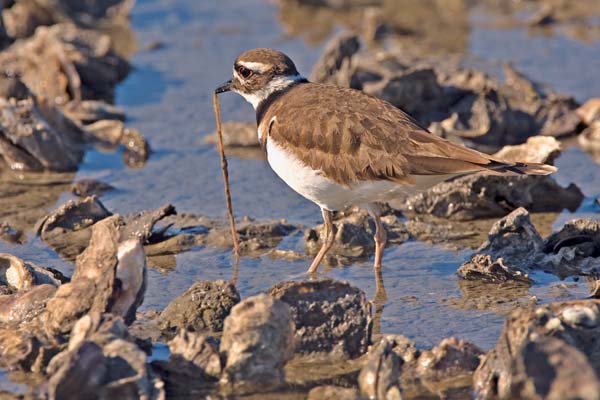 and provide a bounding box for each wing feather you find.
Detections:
[260,83,554,186]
